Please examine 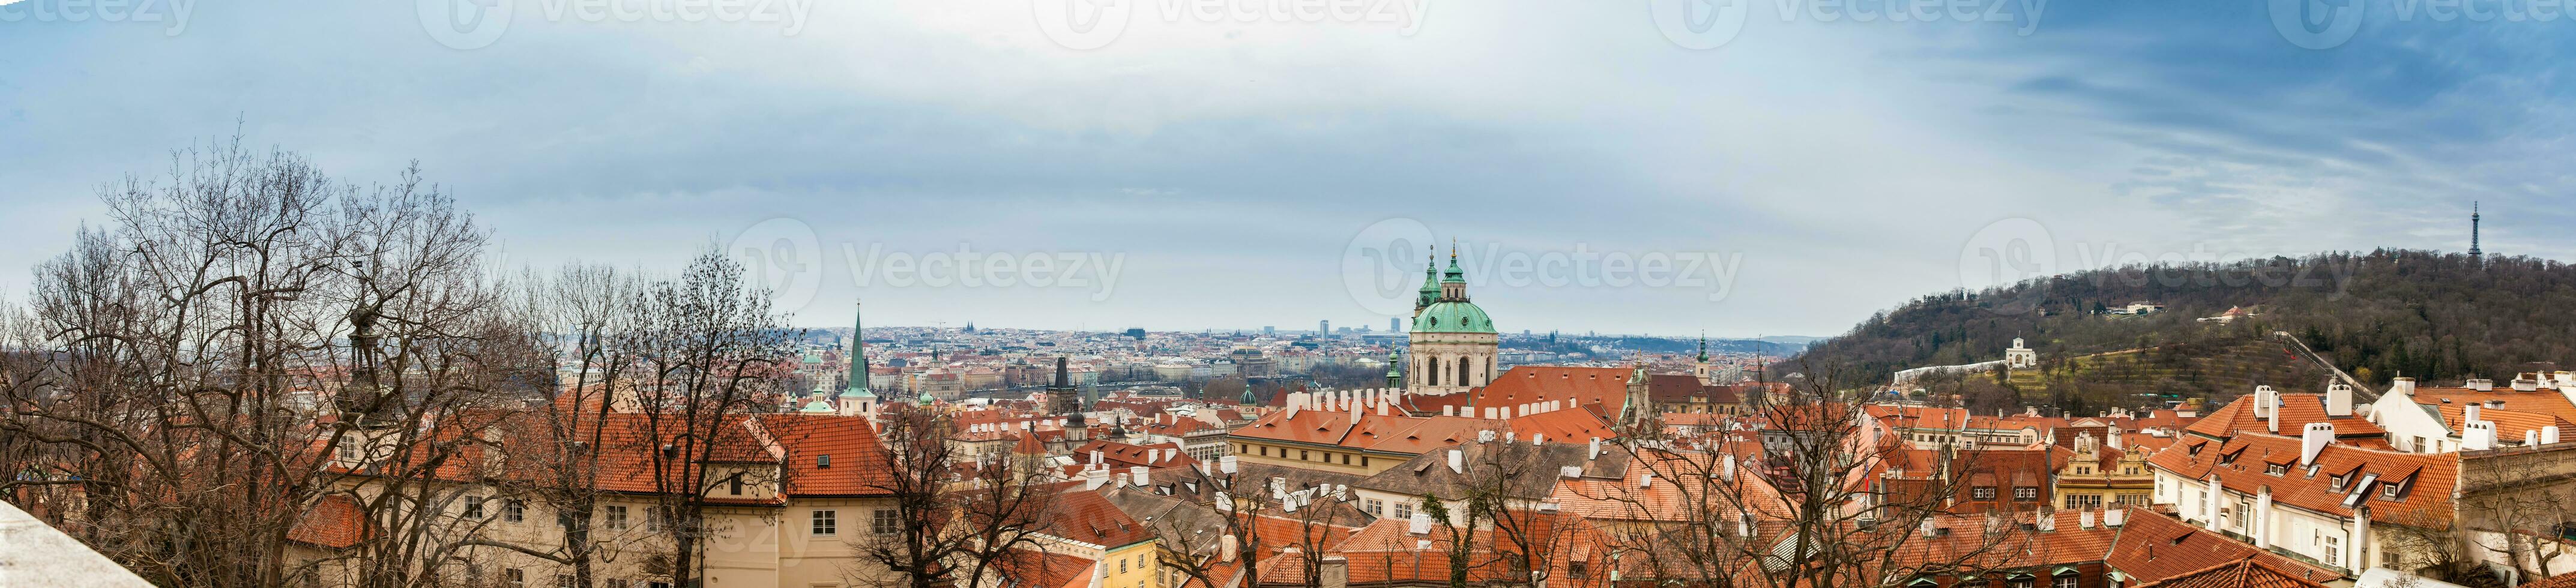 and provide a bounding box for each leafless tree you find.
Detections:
[0,137,532,588]
[1588,361,2024,588]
